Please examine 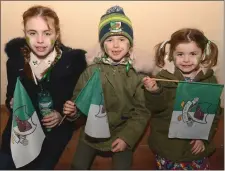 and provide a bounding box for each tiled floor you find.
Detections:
[1,105,224,170]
